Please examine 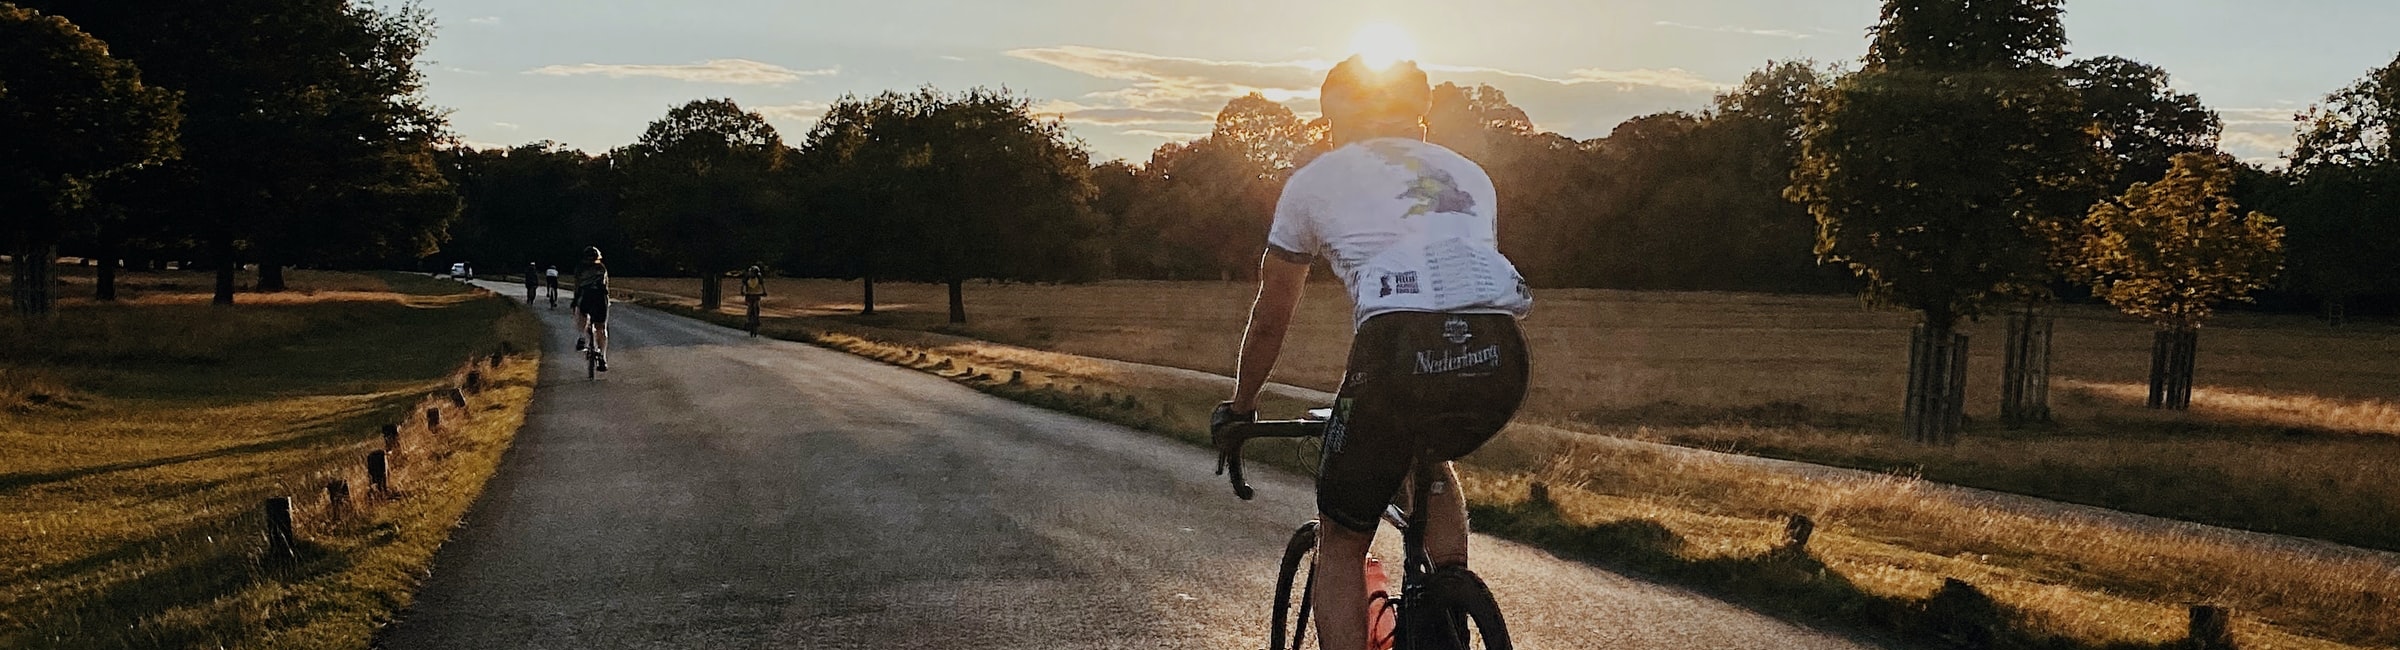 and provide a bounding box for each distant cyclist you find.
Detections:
[1212,55,1532,650]
[544,265,560,307]
[739,265,766,336]
[570,247,610,372]
[523,262,540,304]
